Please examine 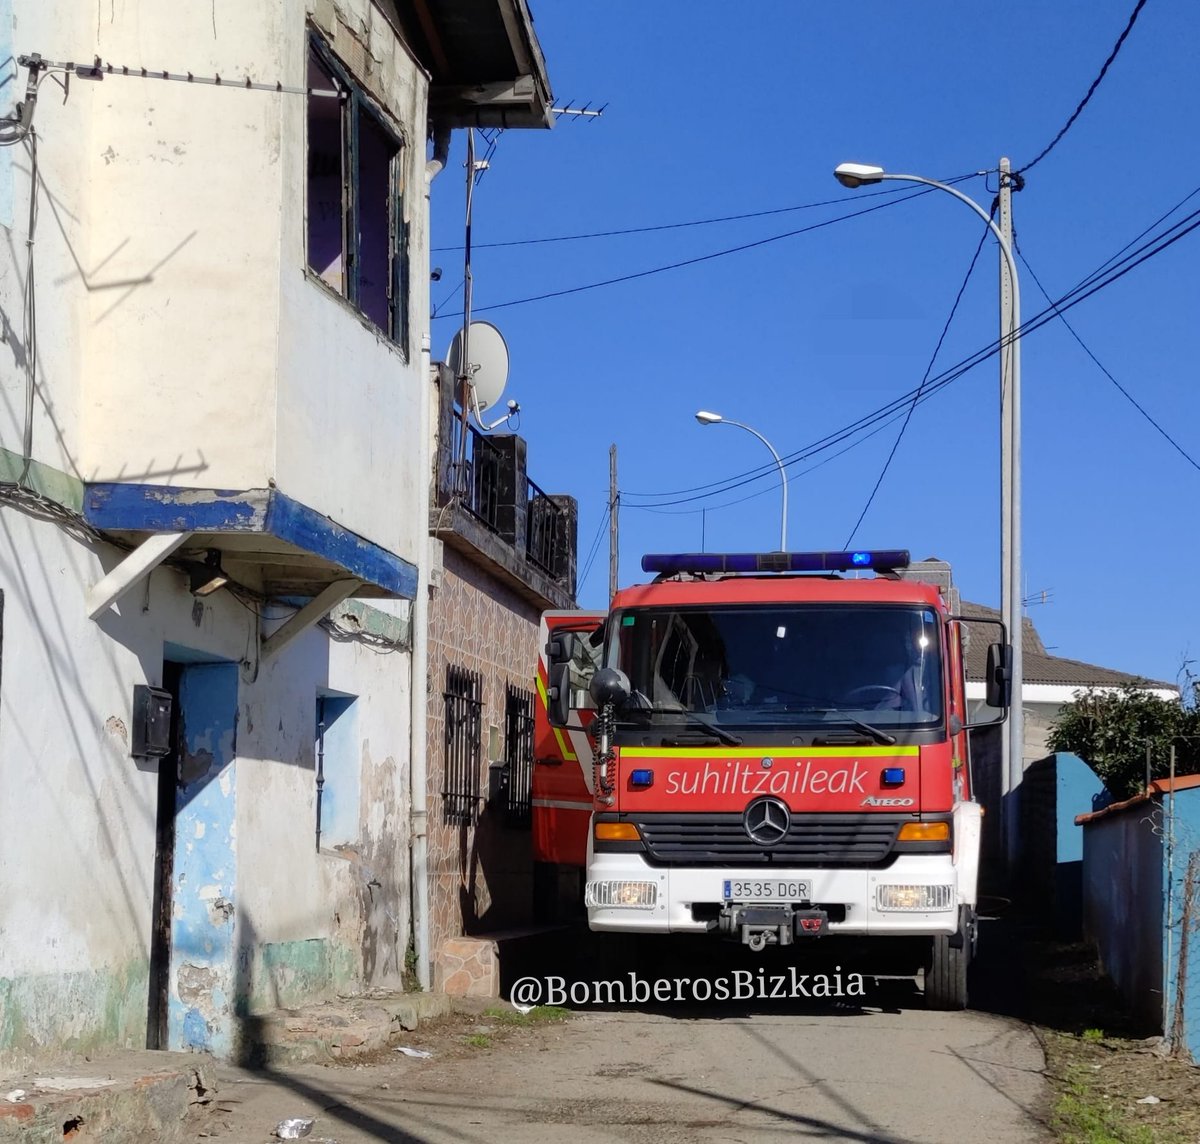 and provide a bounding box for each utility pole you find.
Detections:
[608,444,619,602]
[997,155,1024,869]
